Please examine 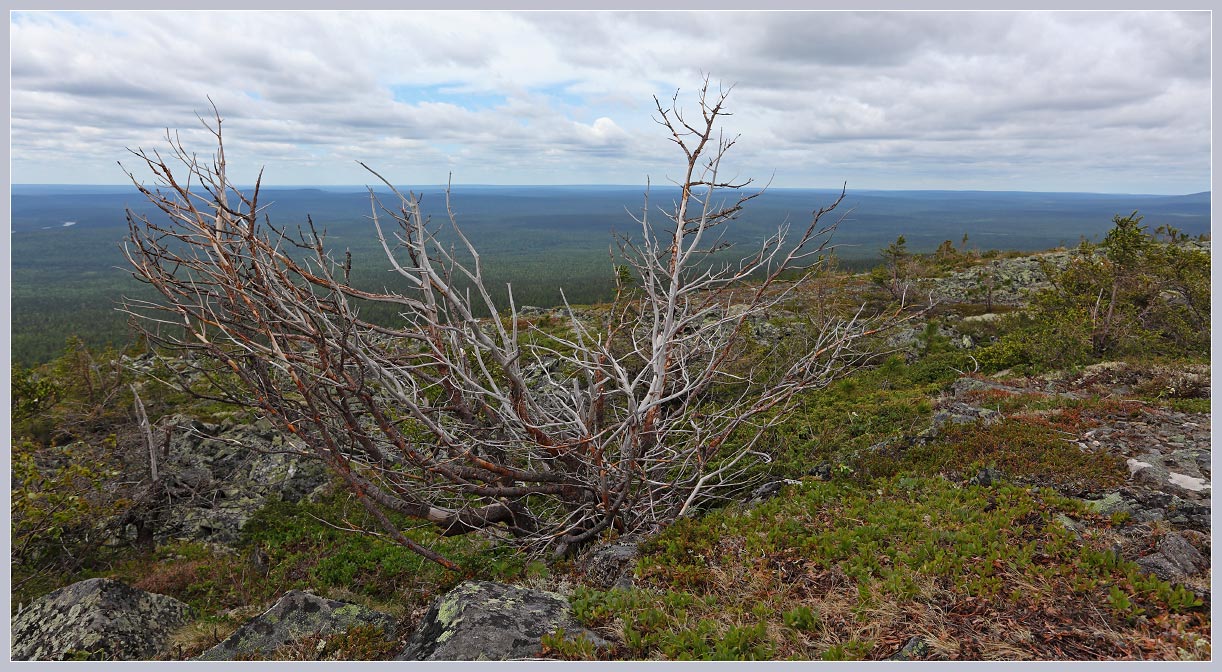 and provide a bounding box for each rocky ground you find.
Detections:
[929,362,1211,599]
[928,240,1210,307]
[15,354,1209,661]
[10,245,1211,661]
